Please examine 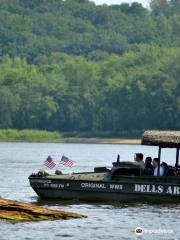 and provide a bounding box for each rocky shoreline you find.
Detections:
[0,198,86,223]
